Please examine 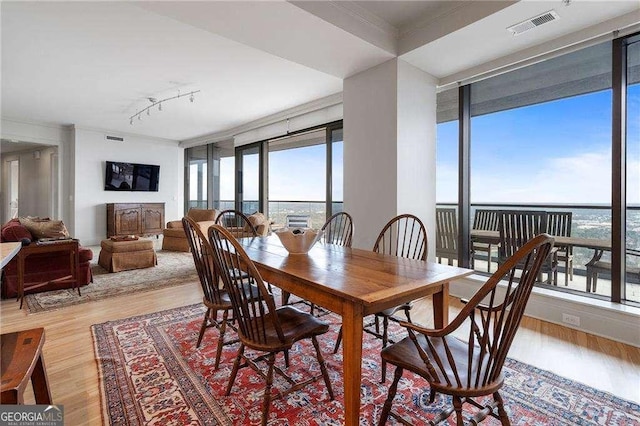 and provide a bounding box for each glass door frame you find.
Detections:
[235,141,268,215]
[234,120,343,223]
